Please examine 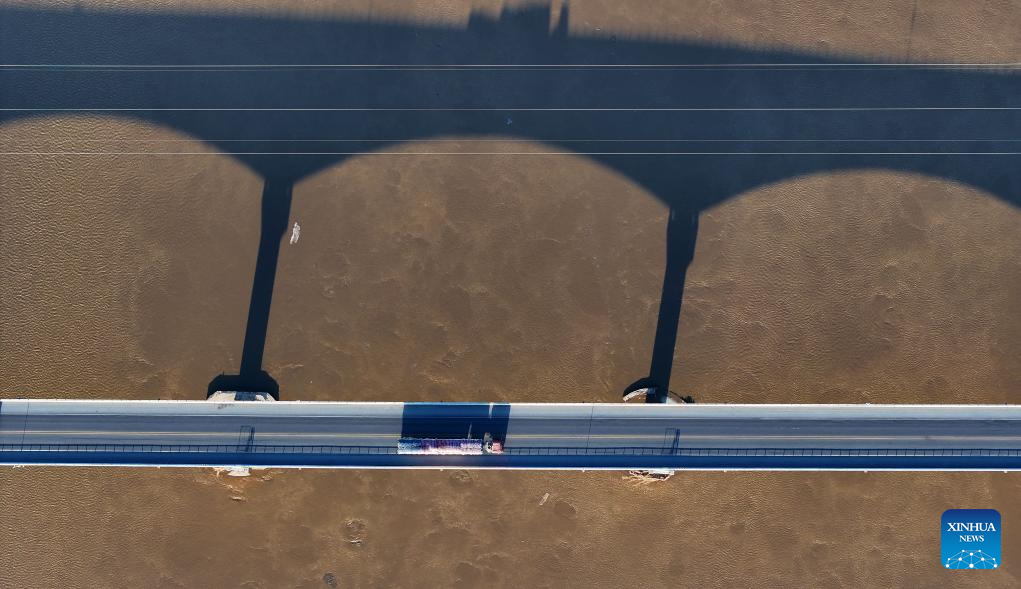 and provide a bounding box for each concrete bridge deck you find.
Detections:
[2,400,1019,471]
